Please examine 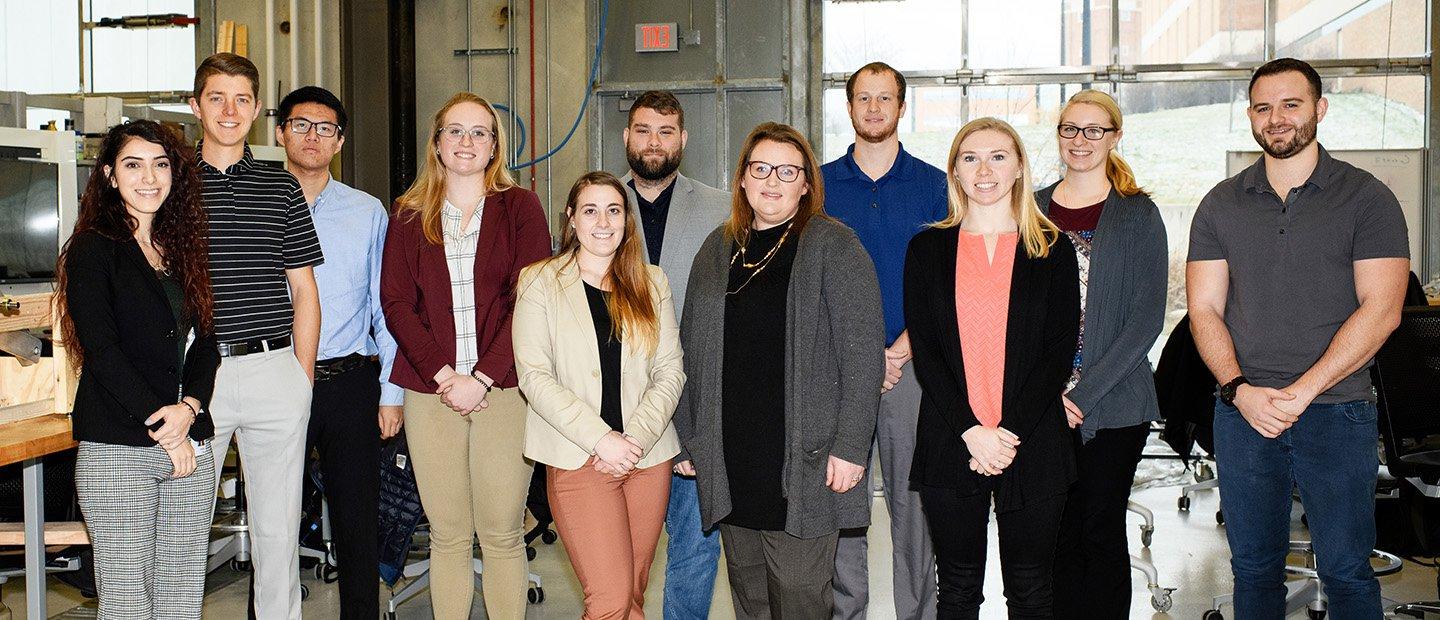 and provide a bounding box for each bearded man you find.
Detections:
[1187,57,1409,619]
[618,90,733,620]
[820,61,947,620]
